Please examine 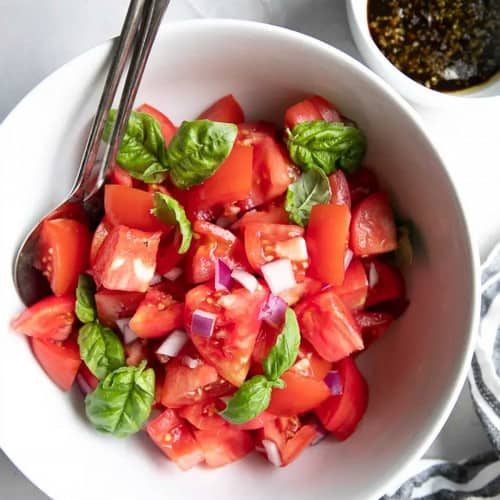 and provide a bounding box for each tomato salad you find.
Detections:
[11,94,411,470]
